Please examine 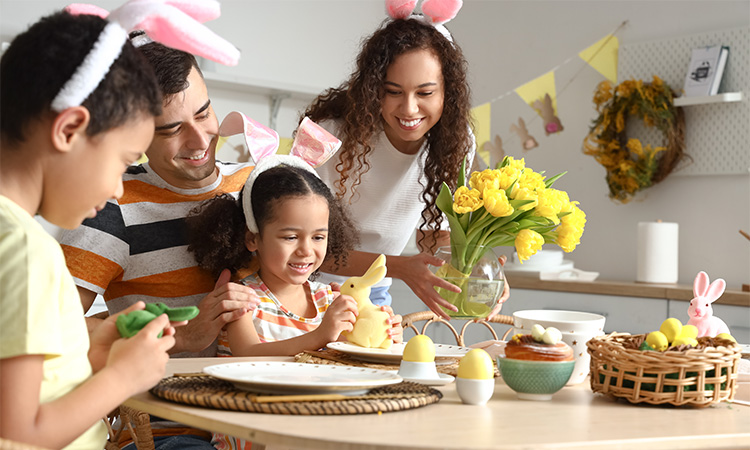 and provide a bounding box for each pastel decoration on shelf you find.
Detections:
[218,111,279,163]
[512,310,605,385]
[116,303,199,338]
[636,221,679,284]
[398,335,454,386]
[341,255,393,349]
[456,348,495,405]
[687,271,731,337]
